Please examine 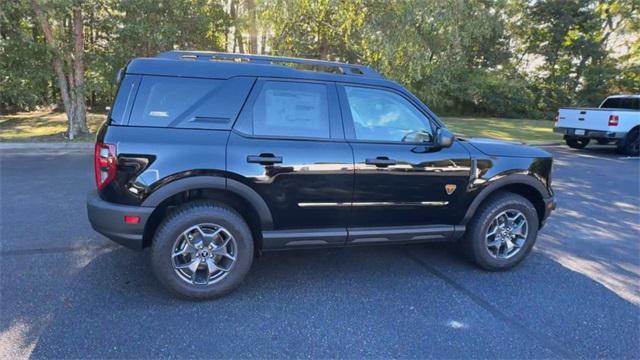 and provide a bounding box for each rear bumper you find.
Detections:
[86,190,154,250]
[553,127,626,139]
